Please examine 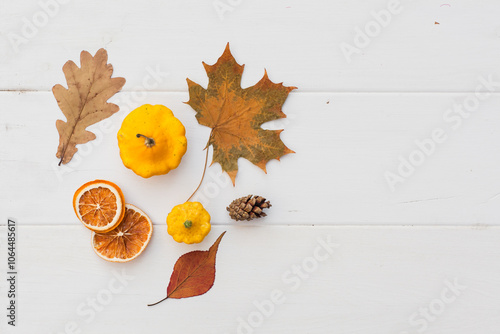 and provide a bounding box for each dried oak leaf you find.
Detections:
[186,44,296,185]
[148,231,226,306]
[53,48,125,165]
